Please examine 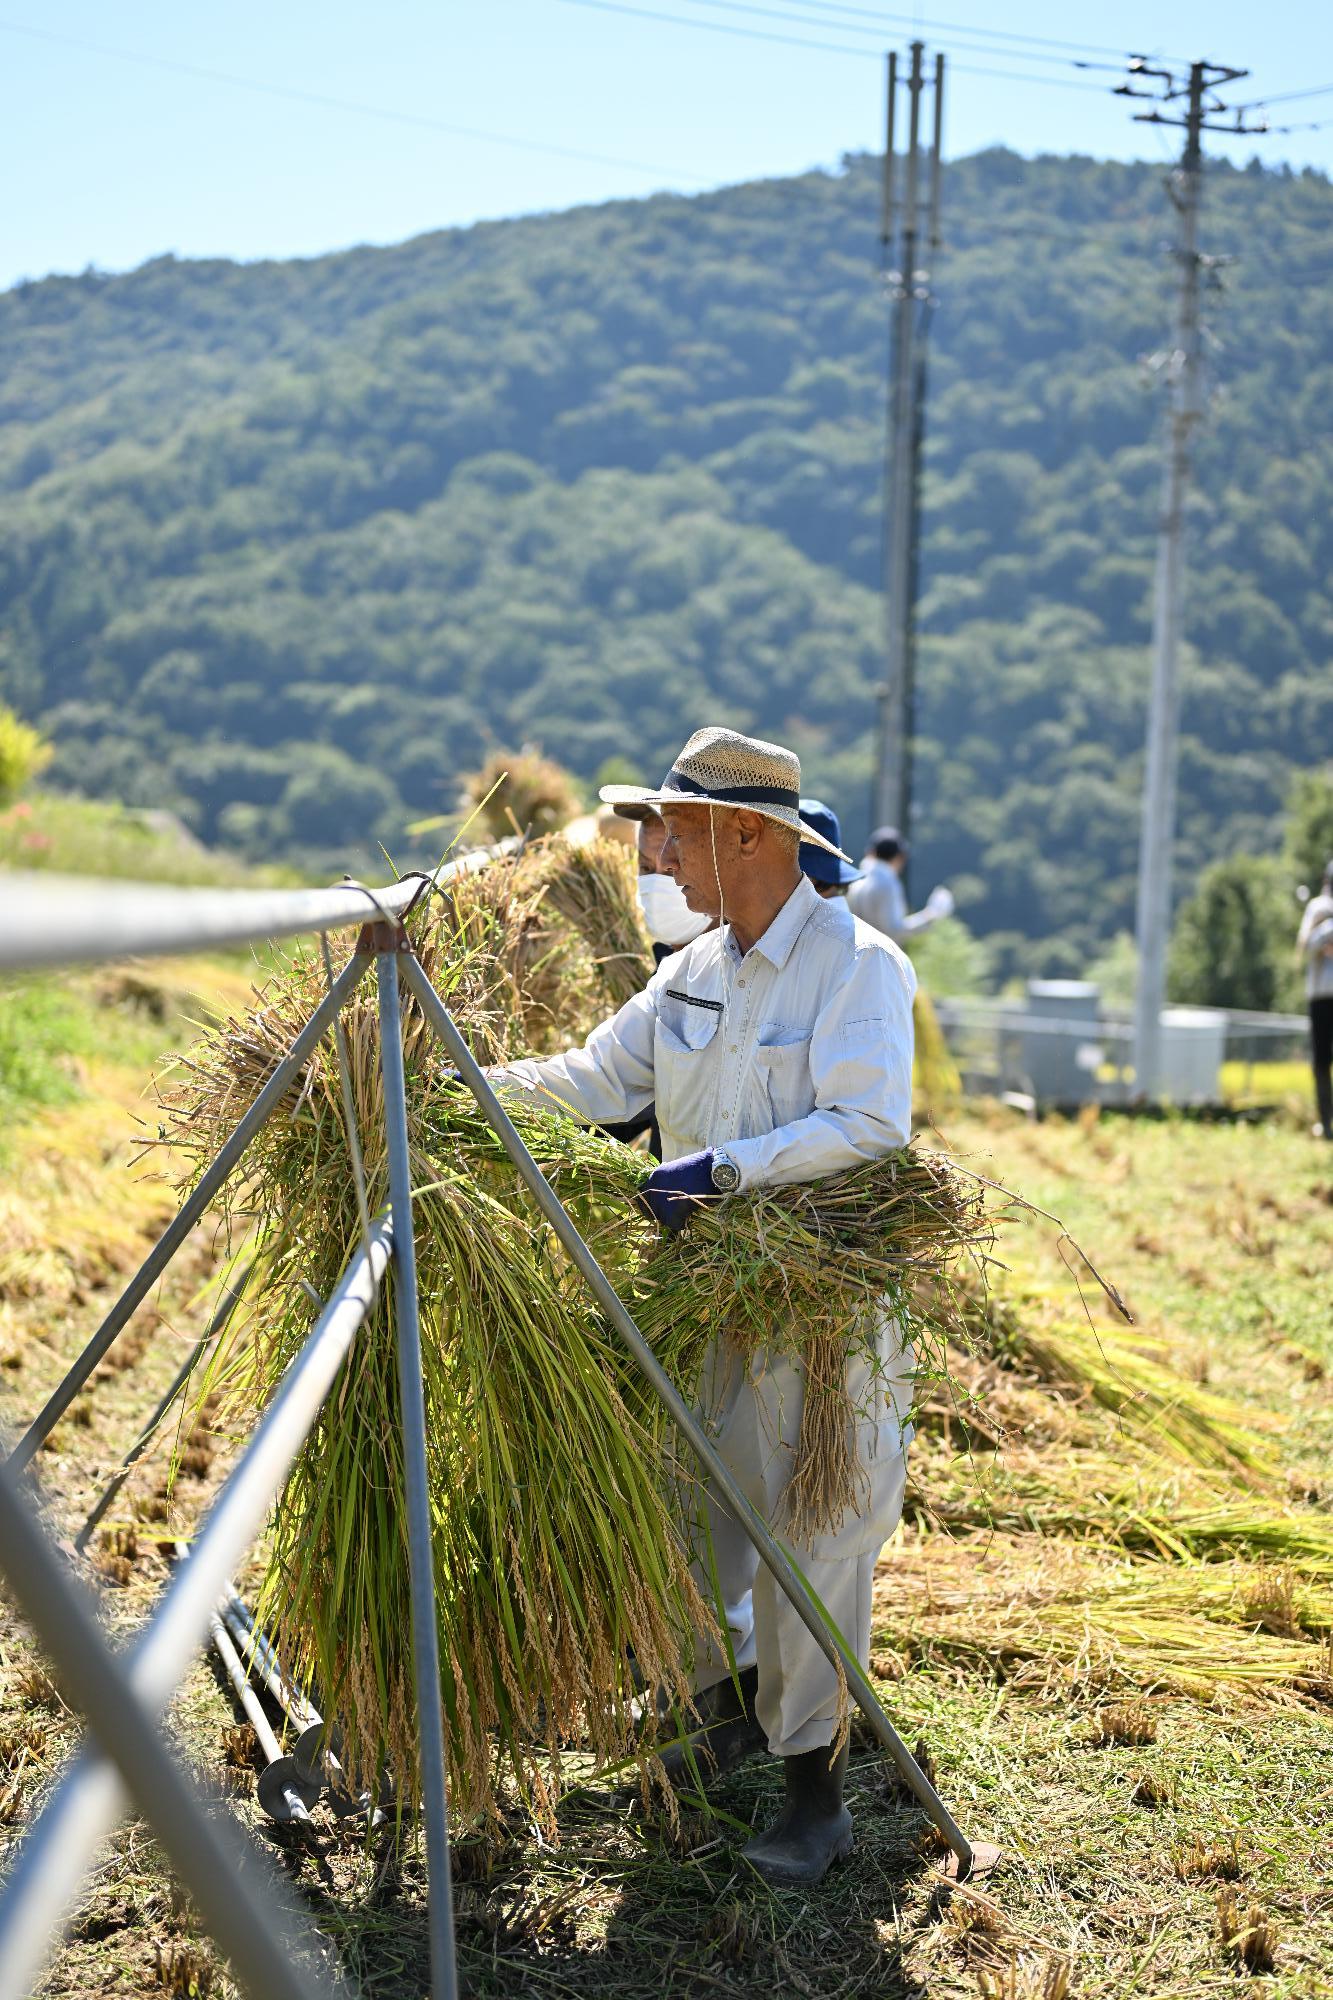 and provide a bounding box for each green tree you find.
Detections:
[1282,765,1333,890]
[1168,857,1297,1012]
